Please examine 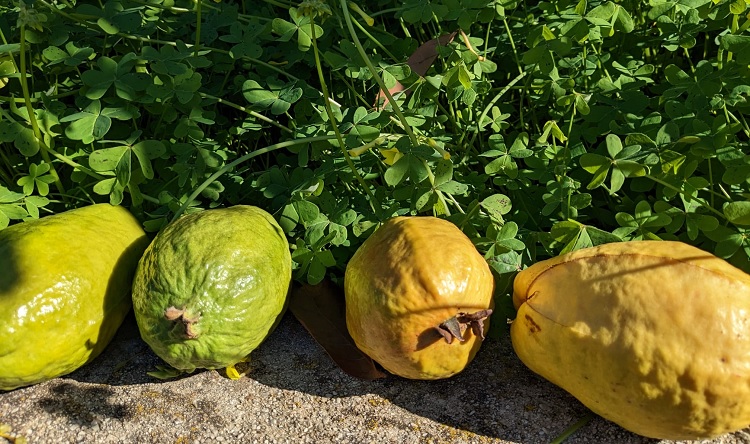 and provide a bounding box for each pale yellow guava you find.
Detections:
[511,240,750,440]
